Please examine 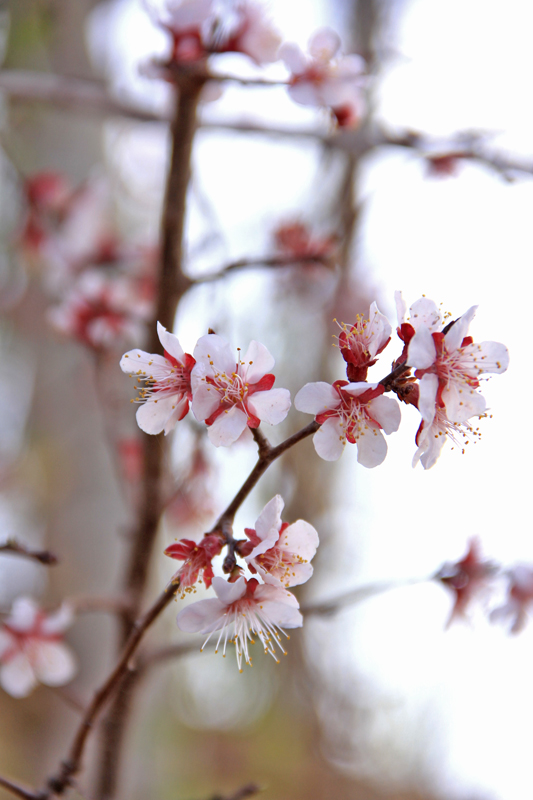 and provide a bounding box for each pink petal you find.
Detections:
[157,322,185,363]
[207,406,248,446]
[40,604,74,635]
[343,381,379,398]
[356,428,387,468]
[295,382,340,414]
[441,384,486,423]
[464,341,509,374]
[255,495,283,543]
[308,27,341,61]
[313,416,345,461]
[247,388,291,425]
[445,306,477,352]
[33,642,77,686]
[120,350,170,380]
[212,576,247,605]
[407,325,437,369]
[366,302,392,357]
[288,82,322,107]
[136,394,182,435]
[241,340,275,383]
[280,520,319,562]
[7,597,39,632]
[408,297,441,331]
[368,395,401,434]
[418,373,439,424]
[0,630,14,659]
